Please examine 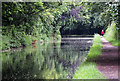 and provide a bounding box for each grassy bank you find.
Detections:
[86,34,103,61]
[73,34,106,79]
[104,22,120,46]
